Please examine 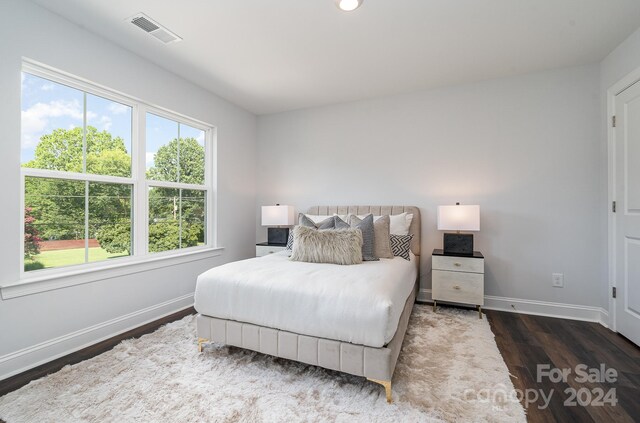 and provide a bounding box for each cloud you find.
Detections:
[97,115,112,131]
[107,103,129,115]
[196,131,205,144]
[146,152,155,167]
[41,83,55,91]
[21,100,84,148]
